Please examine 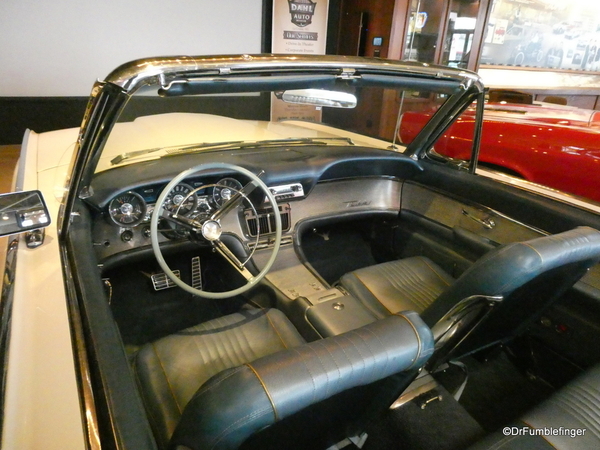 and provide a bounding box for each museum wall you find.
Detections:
[0,0,265,144]
[477,0,600,108]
